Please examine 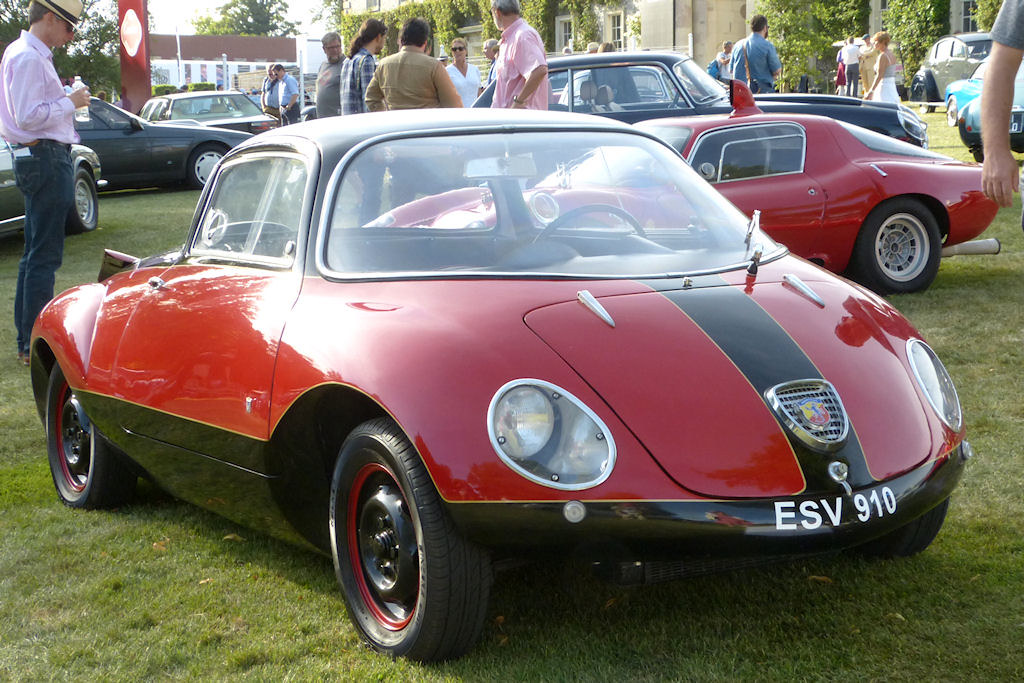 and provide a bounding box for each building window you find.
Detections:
[962,1,978,32]
[556,16,572,52]
[608,12,624,51]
